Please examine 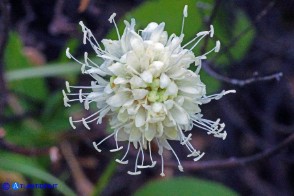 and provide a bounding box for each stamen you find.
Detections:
[116,141,130,164]
[148,141,156,166]
[66,48,71,59]
[110,129,124,152]
[65,81,71,93]
[93,141,102,152]
[69,117,76,129]
[215,40,220,52]
[108,13,121,40]
[108,13,116,23]
[110,146,123,152]
[193,152,205,161]
[127,171,141,175]
[81,64,86,74]
[128,148,141,175]
[195,58,202,74]
[82,118,91,130]
[115,159,128,164]
[62,90,71,107]
[65,48,84,65]
[180,133,192,145]
[96,132,115,147]
[181,5,188,35]
[166,141,184,172]
[187,150,200,157]
[160,153,165,177]
[188,32,209,51]
[210,25,214,37]
[156,139,165,177]
[79,89,83,103]
[202,40,221,56]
